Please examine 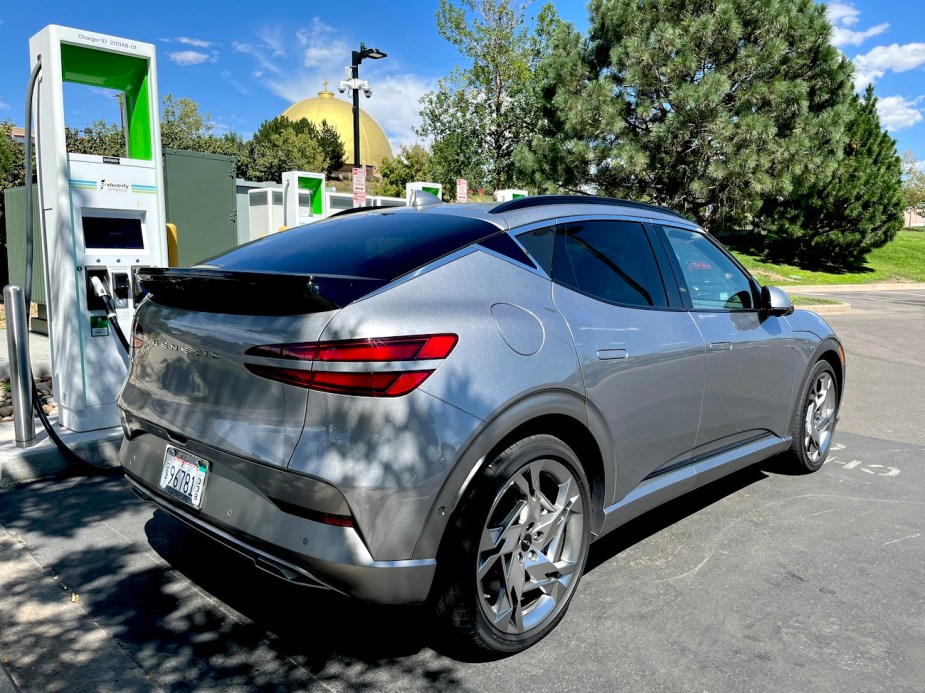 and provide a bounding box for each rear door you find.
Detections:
[546,217,705,500]
[656,224,795,456]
